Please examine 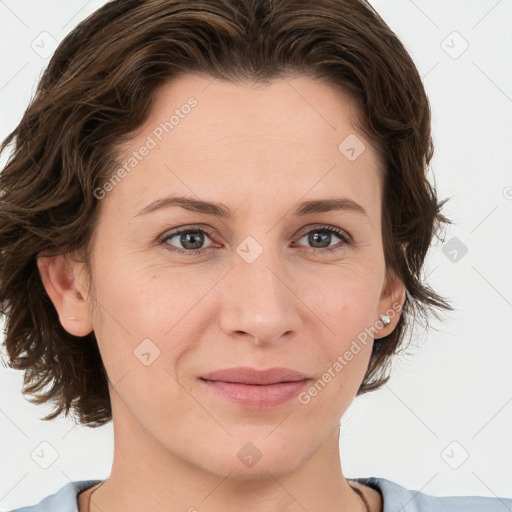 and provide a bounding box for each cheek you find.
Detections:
[301,267,382,390]
[87,256,216,381]
[301,262,383,333]
[87,266,191,418]
[90,250,205,330]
